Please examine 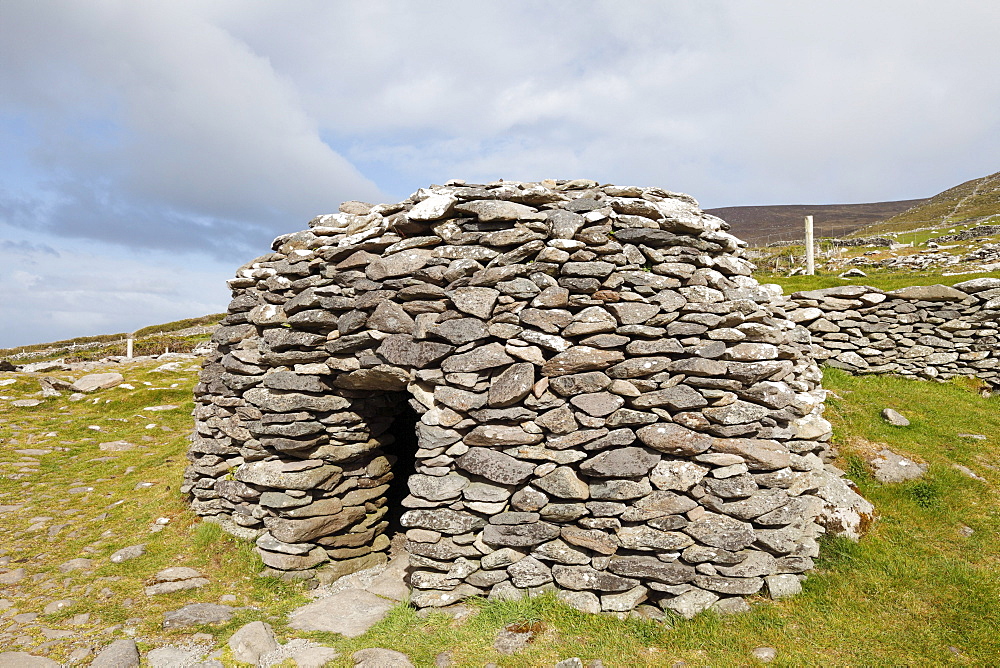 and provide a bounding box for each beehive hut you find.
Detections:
[185,179,871,616]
